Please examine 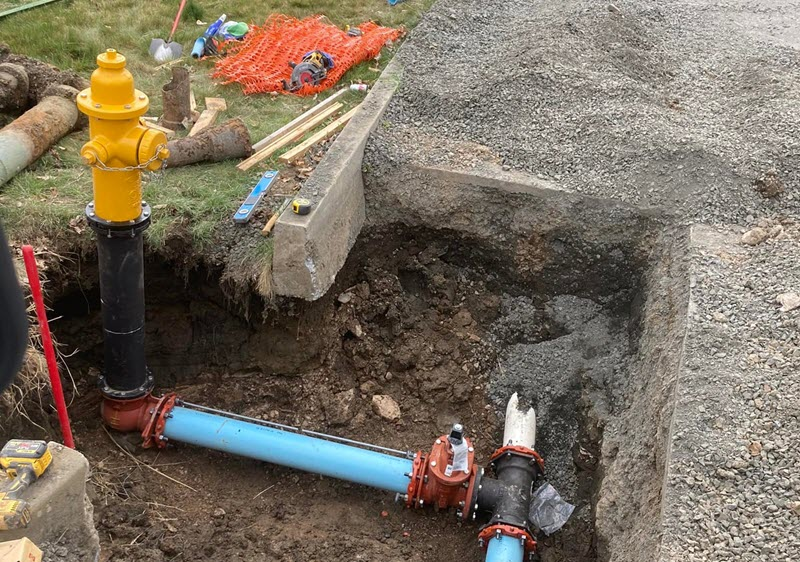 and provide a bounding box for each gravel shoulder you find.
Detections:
[371,0,800,224]
[661,222,800,562]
